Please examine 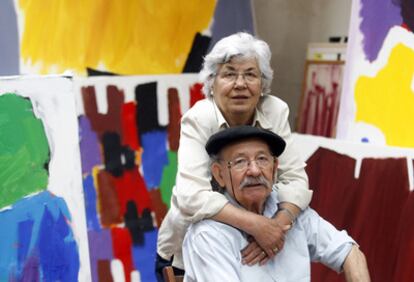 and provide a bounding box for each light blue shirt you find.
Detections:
[183,190,355,282]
